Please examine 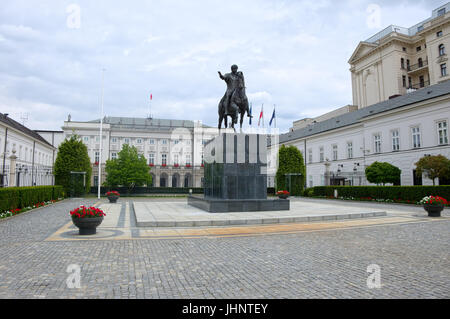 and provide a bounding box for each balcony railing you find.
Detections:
[407,59,429,73]
[408,80,430,90]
